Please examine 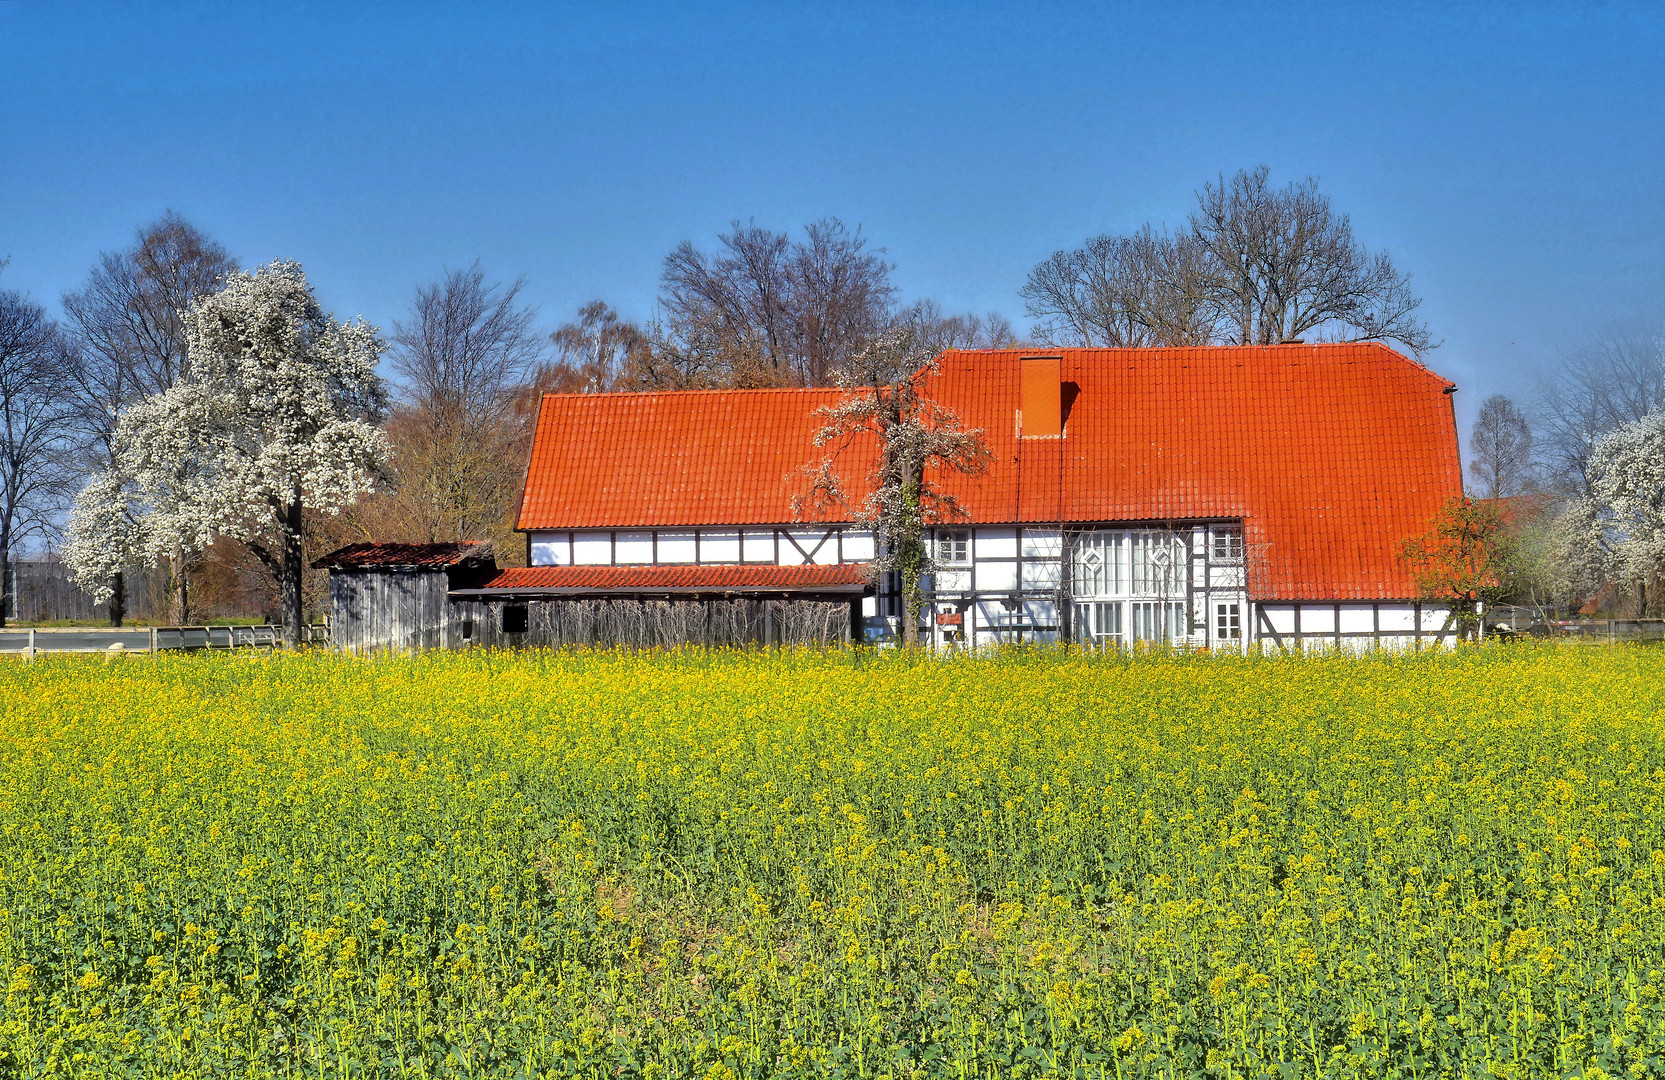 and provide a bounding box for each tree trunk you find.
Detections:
[108,571,125,628]
[169,549,190,625]
[900,567,921,649]
[898,476,924,649]
[280,495,305,647]
[0,537,9,631]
